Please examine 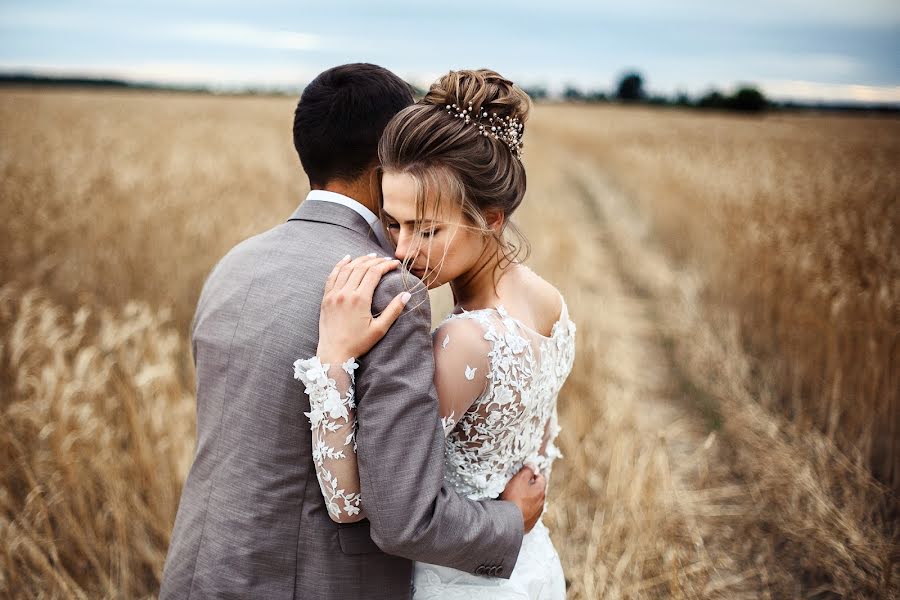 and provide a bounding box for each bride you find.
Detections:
[294,69,576,599]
